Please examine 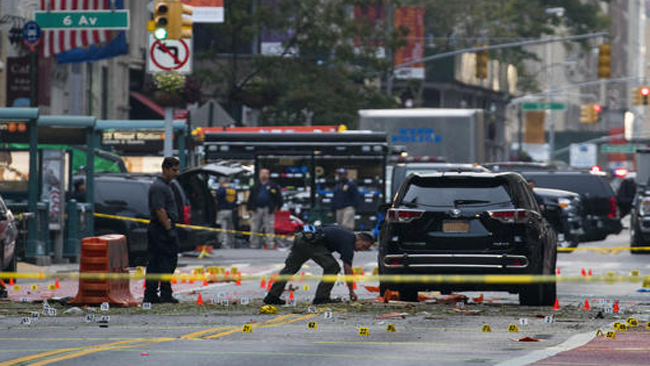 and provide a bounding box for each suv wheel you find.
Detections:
[630,225,649,255]
[397,286,419,302]
[519,252,556,306]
